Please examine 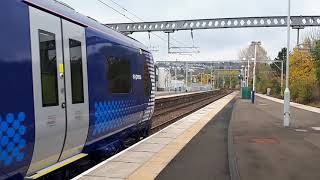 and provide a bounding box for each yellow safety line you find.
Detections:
[27,153,88,179]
